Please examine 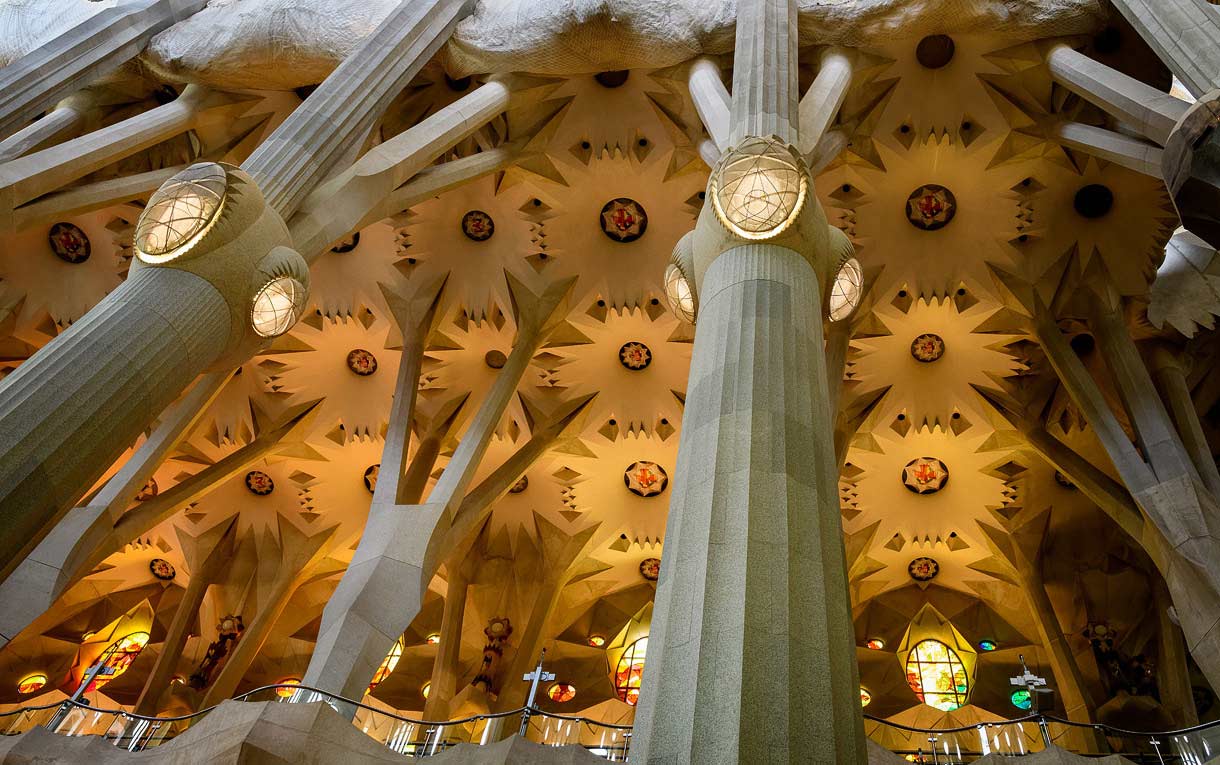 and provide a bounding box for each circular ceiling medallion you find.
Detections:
[595,70,629,88]
[136,478,158,501]
[619,341,652,370]
[363,464,379,494]
[509,475,528,494]
[916,35,955,69]
[910,333,946,363]
[49,222,91,263]
[624,461,668,497]
[908,556,940,581]
[330,232,360,253]
[1074,184,1114,219]
[639,557,661,581]
[484,350,508,369]
[905,184,957,230]
[346,348,378,376]
[600,198,648,242]
[462,210,494,241]
[149,558,176,581]
[245,470,274,495]
[902,457,950,494]
[587,635,606,647]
